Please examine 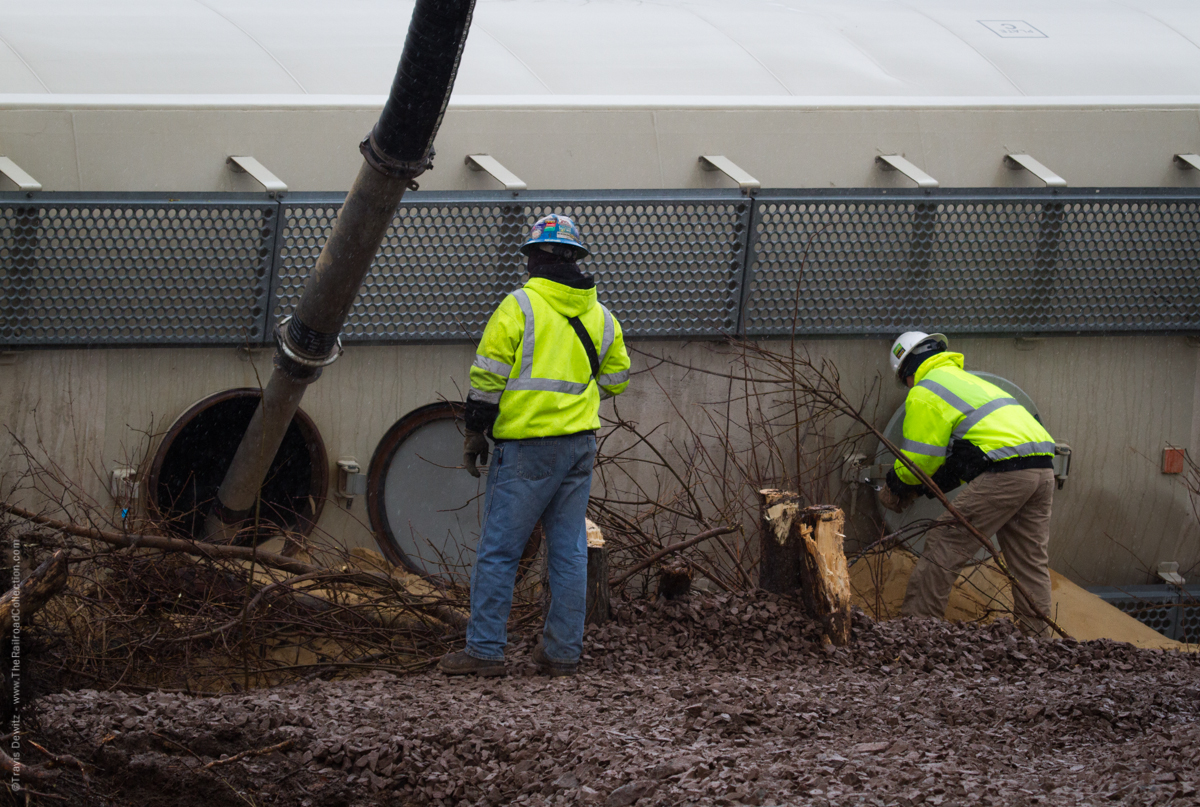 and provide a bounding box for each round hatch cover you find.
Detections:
[367,402,539,583]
